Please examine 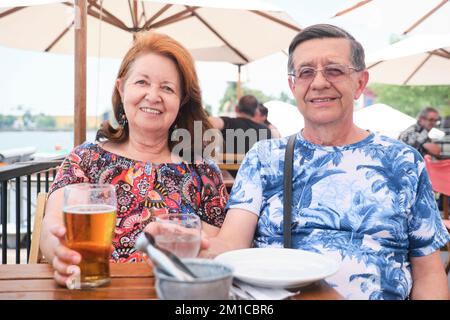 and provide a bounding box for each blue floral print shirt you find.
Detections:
[227,132,450,300]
